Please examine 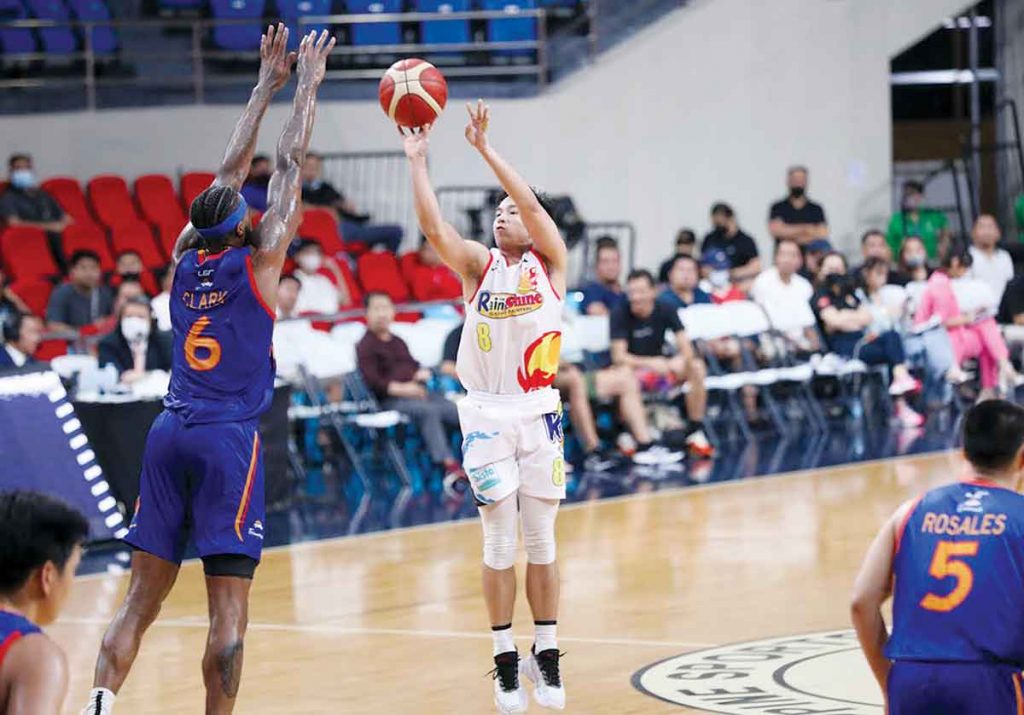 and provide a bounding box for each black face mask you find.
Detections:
[789,186,806,199]
[824,272,851,294]
[119,271,141,282]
